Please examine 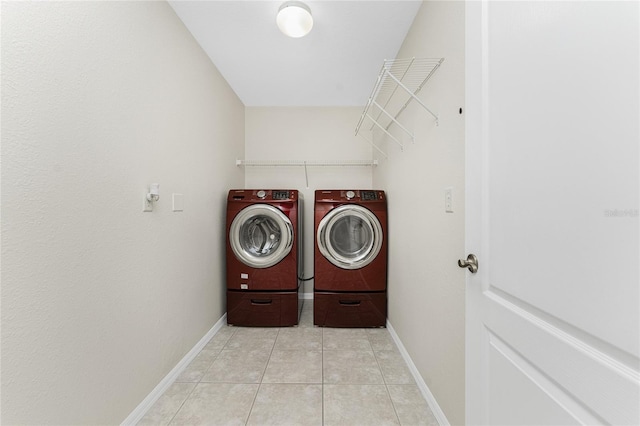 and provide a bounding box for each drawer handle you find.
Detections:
[339,300,361,306]
[251,299,273,305]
